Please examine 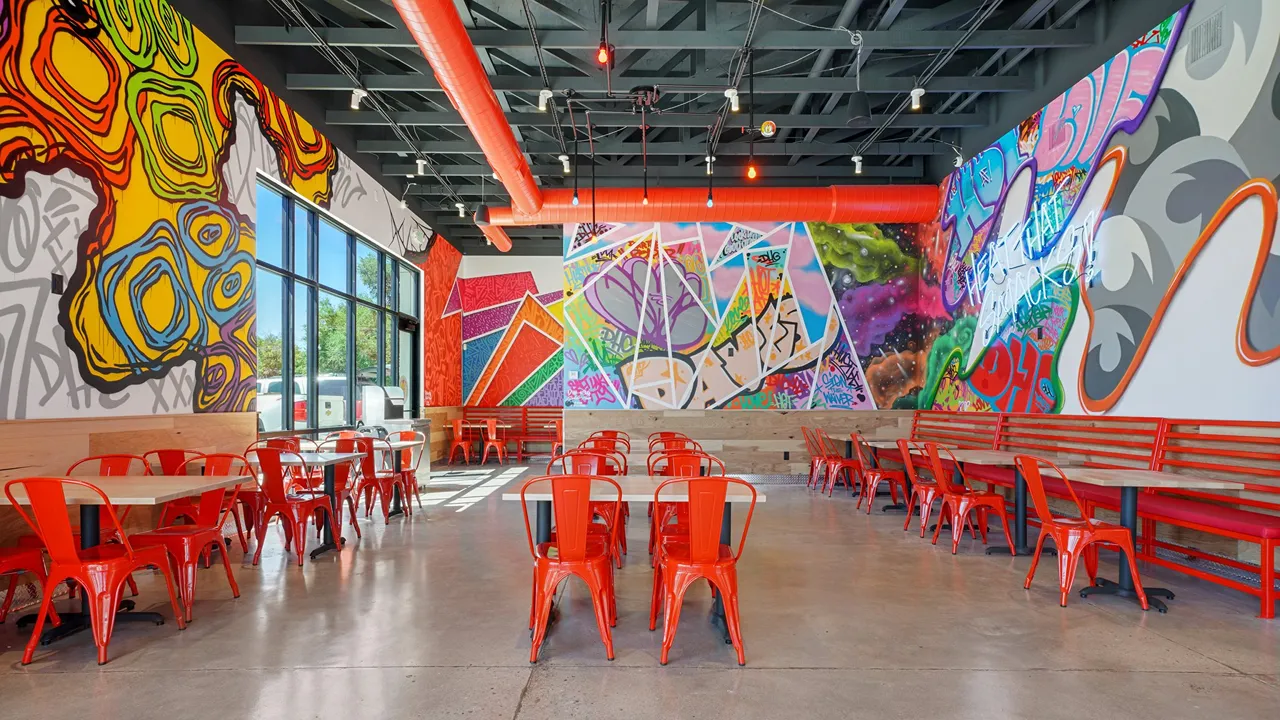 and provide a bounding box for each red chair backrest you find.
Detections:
[896,439,931,485]
[548,449,621,476]
[657,452,725,477]
[253,448,306,503]
[4,478,134,565]
[520,474,622,563]
[145,449,202,476]
[451,419,467,437]
[849,433,873,474]
[588,430,631,451]
[649,431,688,443]
[317,438,358,490]
[1015,455,1094,528]
[485,418,501,441]
[67,454,149,477]
[175,454,250,527]
[924,443,969,495]
[353,436,392,484]
[391,430,426,472]
[326,430,361,440]
[654,476,757,562]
